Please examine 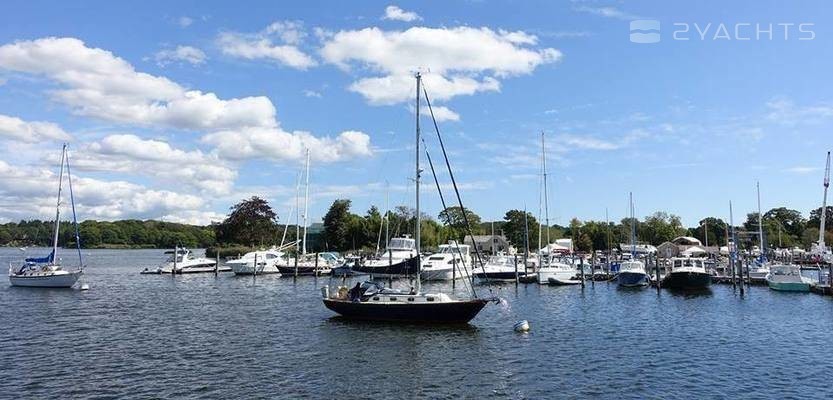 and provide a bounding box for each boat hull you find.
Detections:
[421,266,471,281]
[473,271,519,281]
[230,263,281,275]
[276,265,331,276]
[767,281,810,292]
[351,257,418,278]
[10,270,81,288]
[323,298,488,323]
[618,271,650,287]
[661,271,711,289]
